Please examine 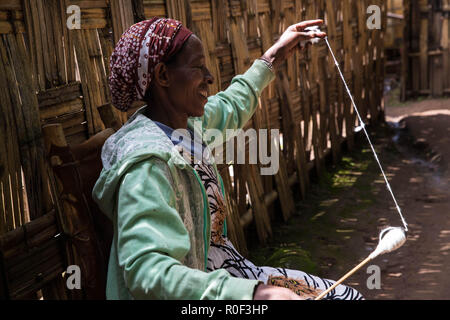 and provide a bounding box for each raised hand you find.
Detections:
[260,19,327,71]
